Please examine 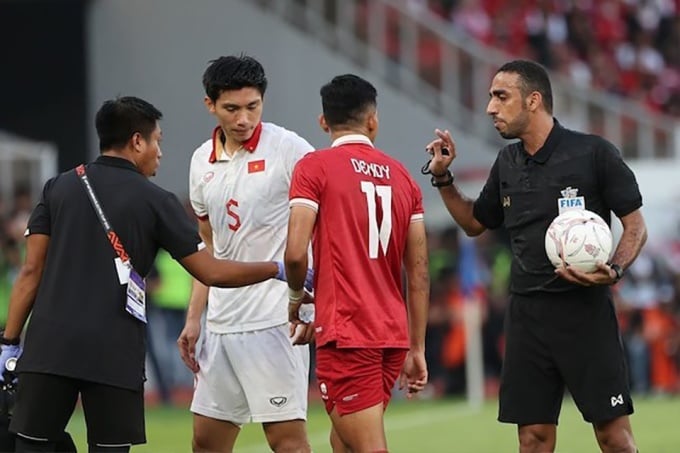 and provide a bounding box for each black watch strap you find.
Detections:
[608,263,624,282]
[431,171,454,187]
[0,334,20,346]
